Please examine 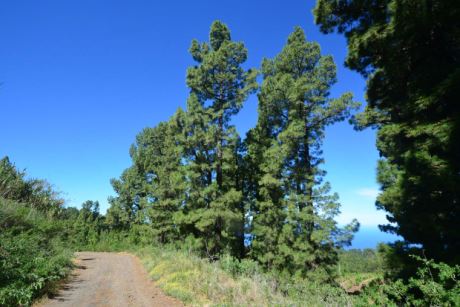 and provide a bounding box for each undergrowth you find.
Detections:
[3,197,457,307]
[0,199,74,306]
[108,242,459,307]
